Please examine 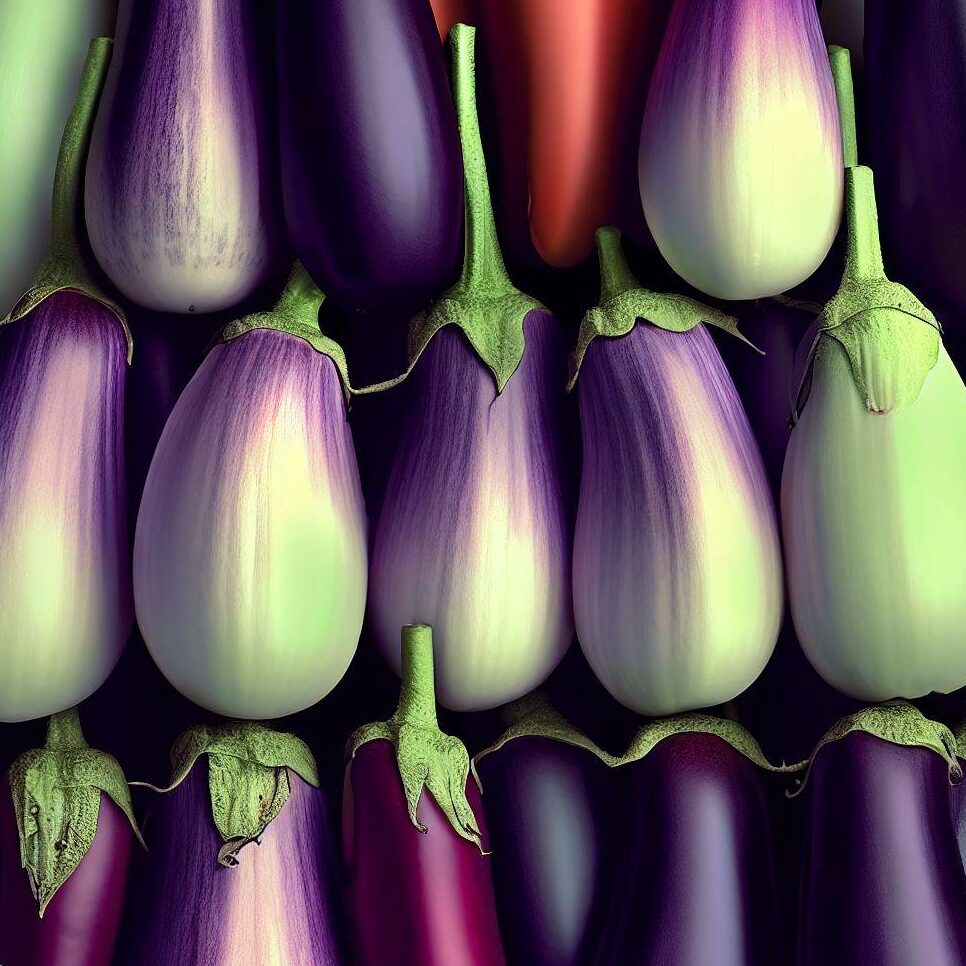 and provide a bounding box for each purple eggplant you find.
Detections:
[368,24,572,712]
[473,698,617,966]
[276,0,463,312]
[594,719,786,966]
[85,0,284,314]
[344,624,506,966]
[0,39,132,724]
[797,704,966,966]
[866,1,966,316]
[119,721,347,965]
[0,708,141,966]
